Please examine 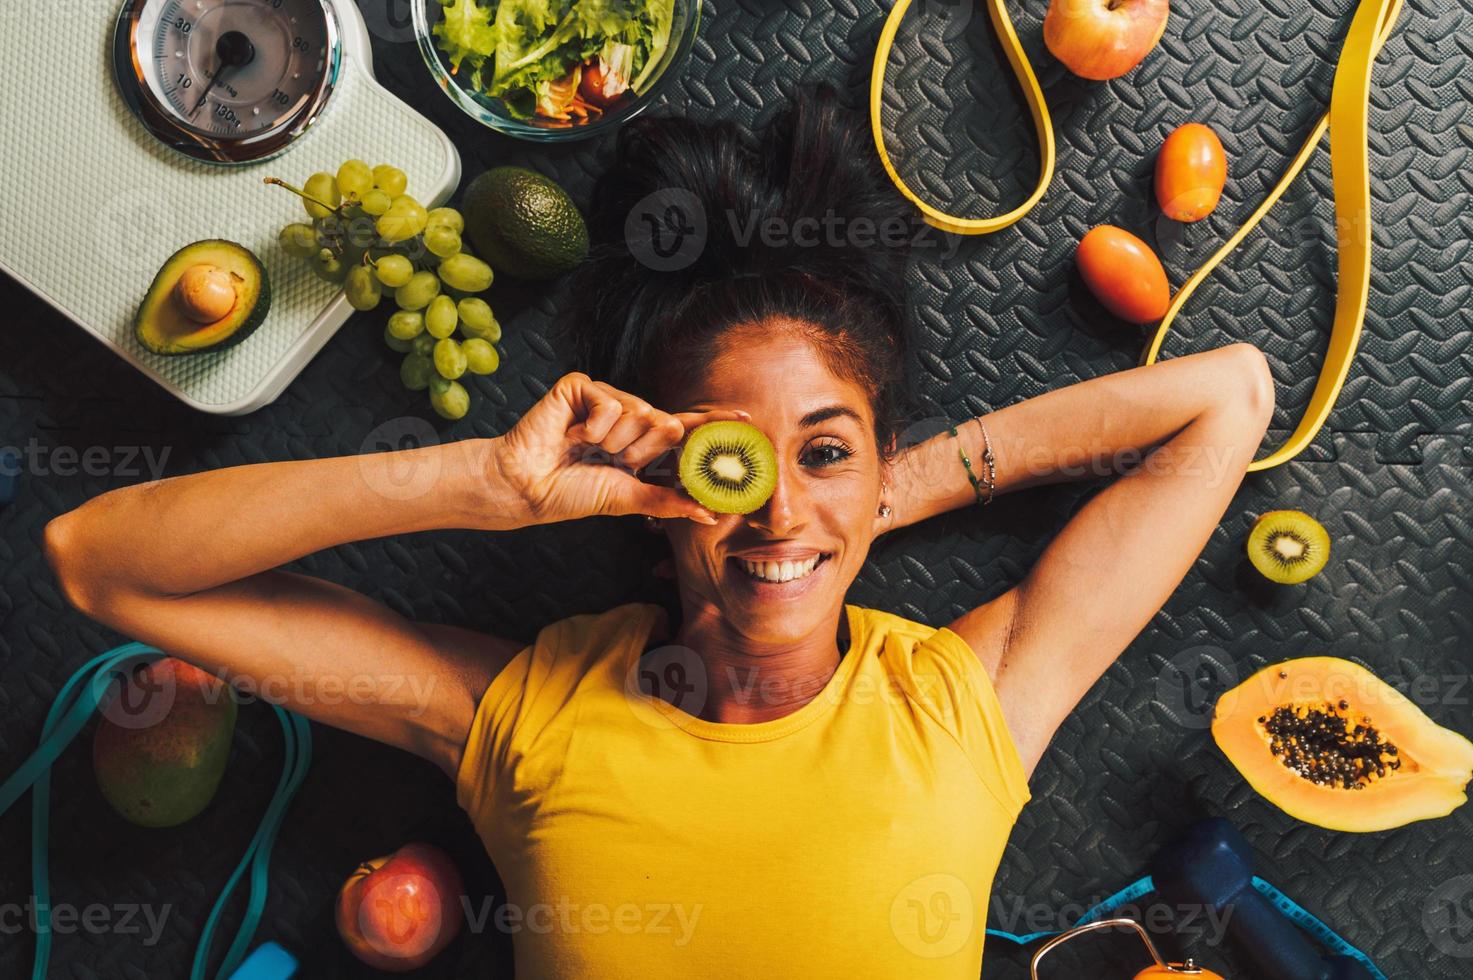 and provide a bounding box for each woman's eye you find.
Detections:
[801,442,853,467]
